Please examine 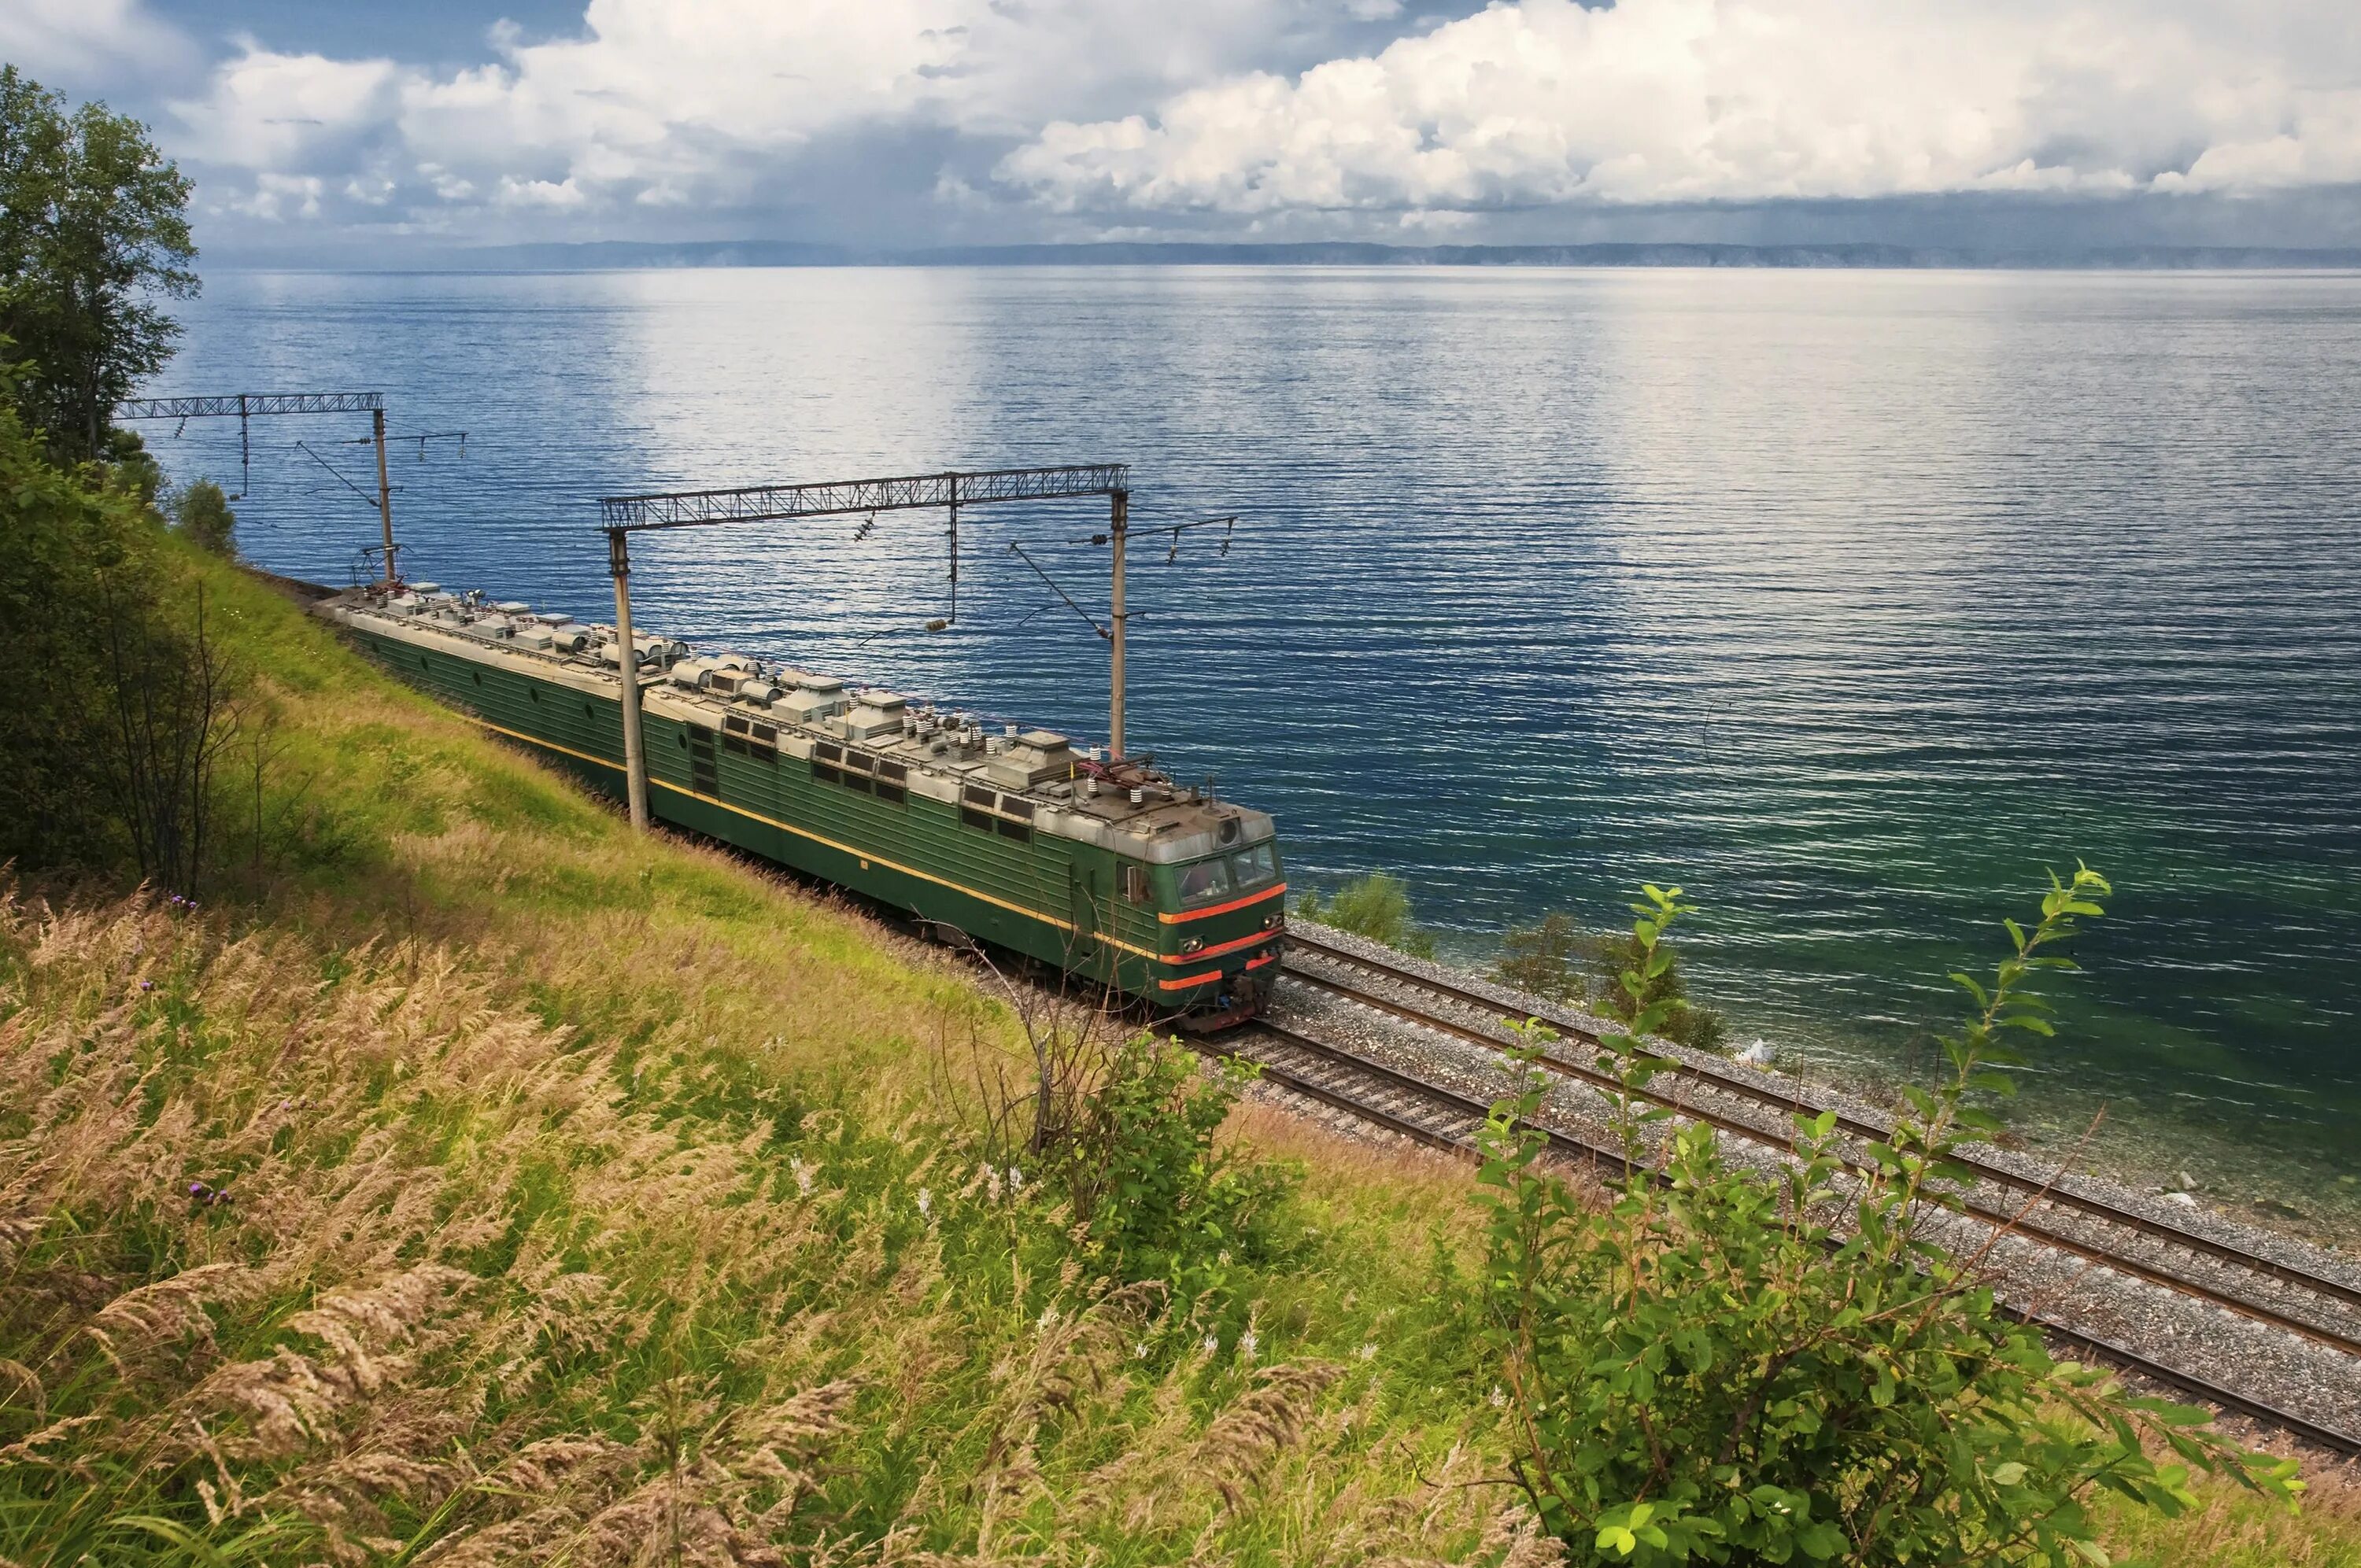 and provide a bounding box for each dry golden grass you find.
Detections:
[0,887,1557,1566]
[2092,1452,2361,1566]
